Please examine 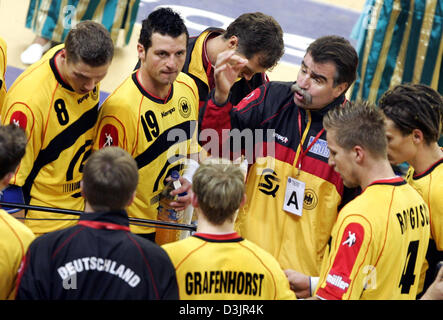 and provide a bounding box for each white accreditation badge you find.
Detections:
[283,177,305,216]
